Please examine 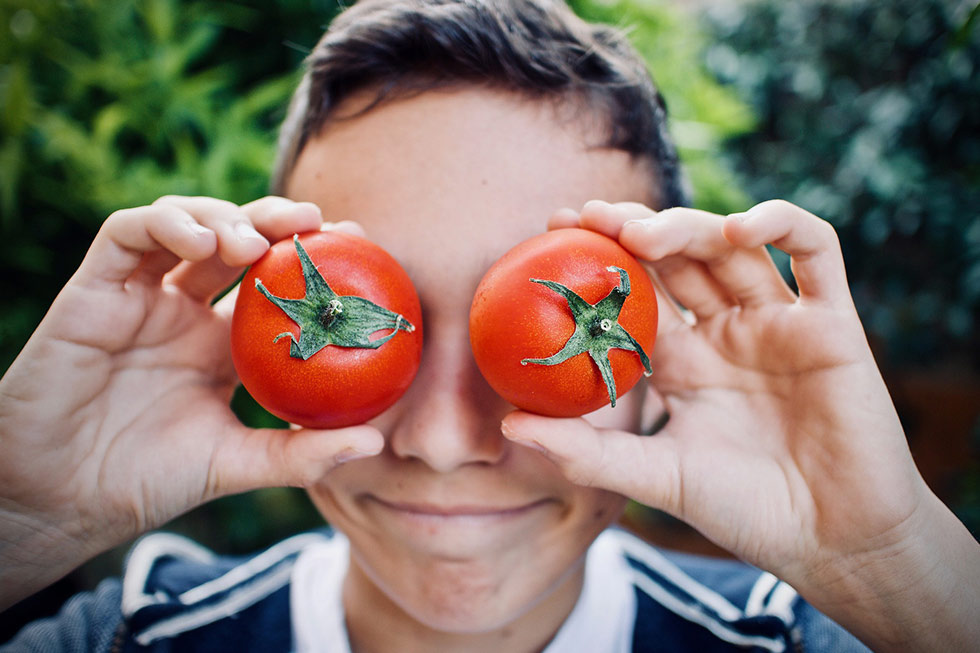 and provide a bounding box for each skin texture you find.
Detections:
[232,231,423,428]
[0,86,977,652]
[470,228,657,416]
